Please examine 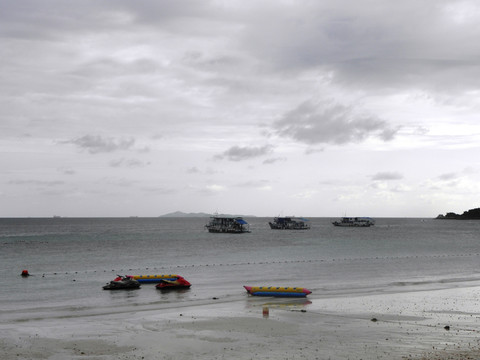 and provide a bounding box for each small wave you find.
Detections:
[392,276,480,288]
